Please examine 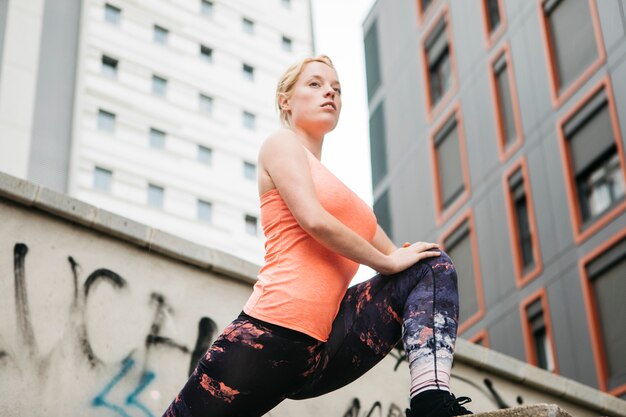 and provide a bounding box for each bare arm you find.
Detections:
[371,225,397,256]
[260,130,439,275]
